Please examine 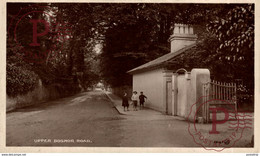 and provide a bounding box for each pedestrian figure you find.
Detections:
[131,91,138,111]
[122,92,129,111]
[139,91,147,110]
